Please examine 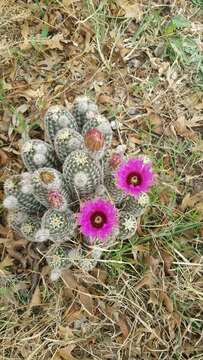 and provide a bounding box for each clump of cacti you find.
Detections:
[4,95,155,280]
